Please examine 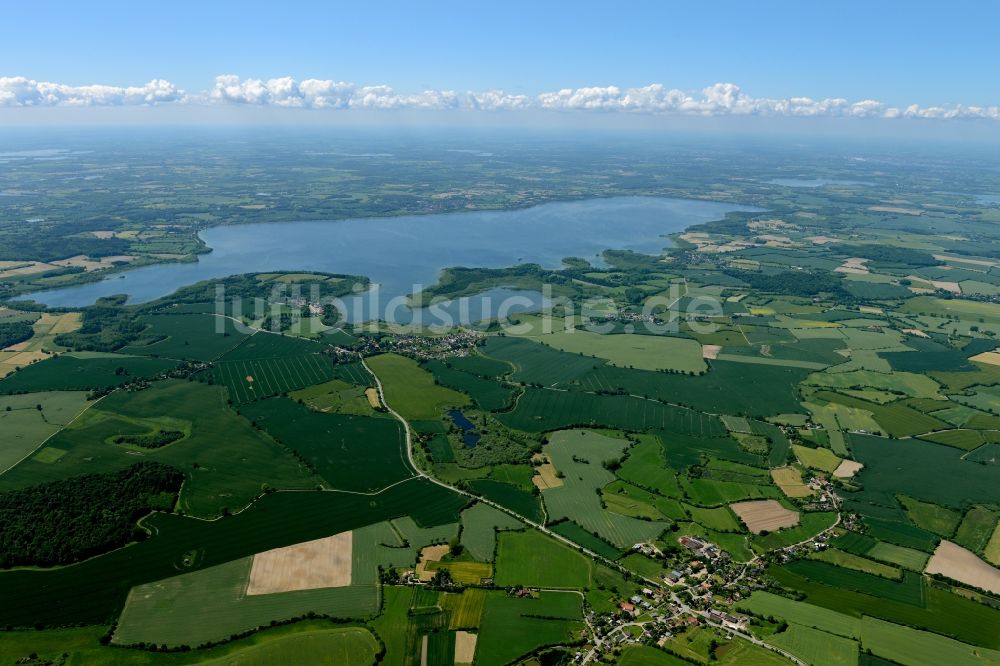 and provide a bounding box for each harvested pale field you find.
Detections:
[925,540,1000,595]
[246,531,352,595]
[868,205,922,215]
[930,280,962,294]
[832,460,864,478]
[770,467,813,498]
[806,235,837,244]
[934,254,997,267]
[0,261,60,279]
[46,312,82,335]
[702,344,722,359]
[364,387,381,409]
[92,230,116,239]
[416,544,451,581]
[902,328,929,338]
[531,453,563,490]
[858,306,884,315]
[969,351,1000,366]
[3,351,50,365]
[835,258,870,275]
[455,631,477,665]
[51,254,136,272]
[730,500,800,535]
